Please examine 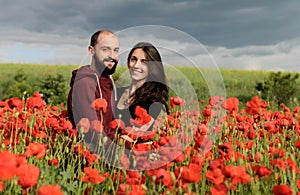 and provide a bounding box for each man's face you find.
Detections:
[92,34,119,74]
